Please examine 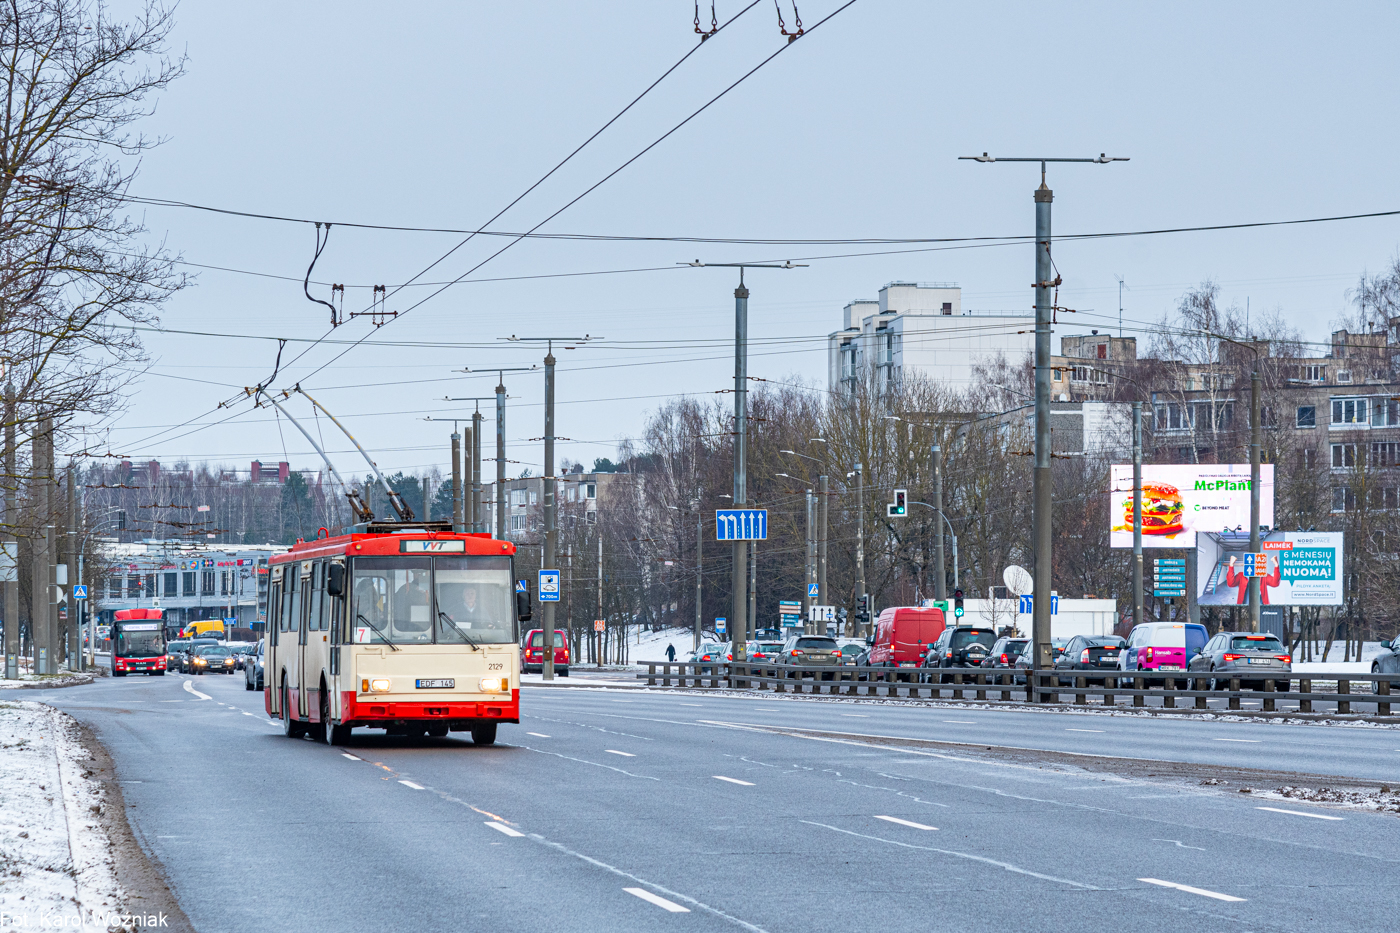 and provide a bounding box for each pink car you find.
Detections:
[1121,622,1207,679]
